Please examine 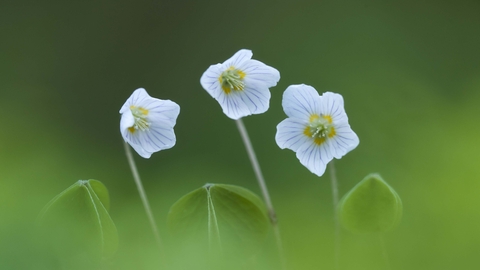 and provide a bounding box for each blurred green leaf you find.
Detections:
[37,179,118,264]
[167,183,270,257]
[87,179,110,211]
[339,173,403,233]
